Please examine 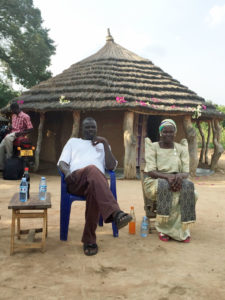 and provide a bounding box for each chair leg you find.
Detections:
[112,221,118,237]
[109,171,117,200]
[109,171,119,237]
[60,199,72,241]
[109,170,119,237]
